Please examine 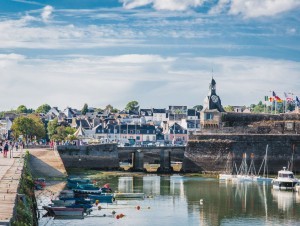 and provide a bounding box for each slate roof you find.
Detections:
[152,108,166,114]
